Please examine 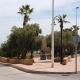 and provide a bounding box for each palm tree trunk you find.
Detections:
[23,15,29,27]
[60,28,63,64]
